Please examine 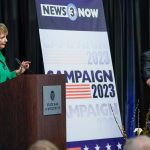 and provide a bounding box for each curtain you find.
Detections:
[103,0,150,136]
[0,0,44,73]
[0,0,149,134]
